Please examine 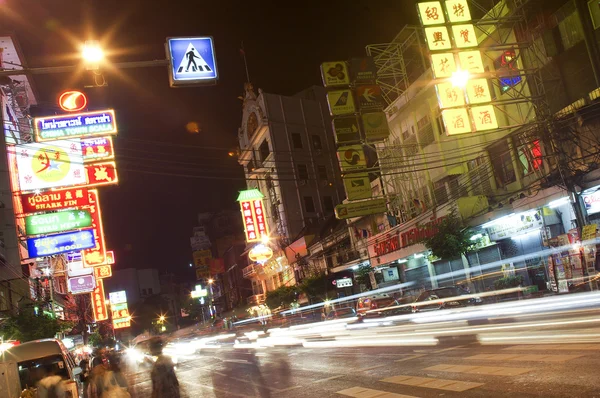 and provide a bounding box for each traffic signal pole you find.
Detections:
[0,59,169,77]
